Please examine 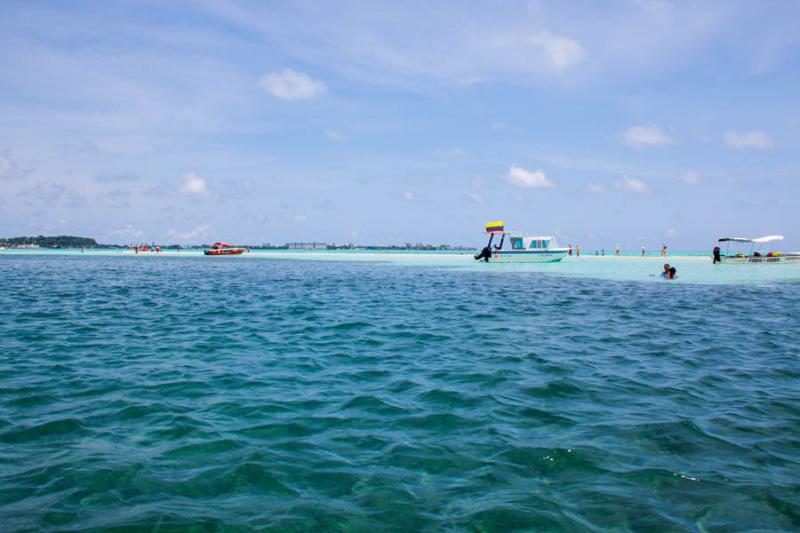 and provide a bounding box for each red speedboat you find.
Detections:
[204,242,248,256]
